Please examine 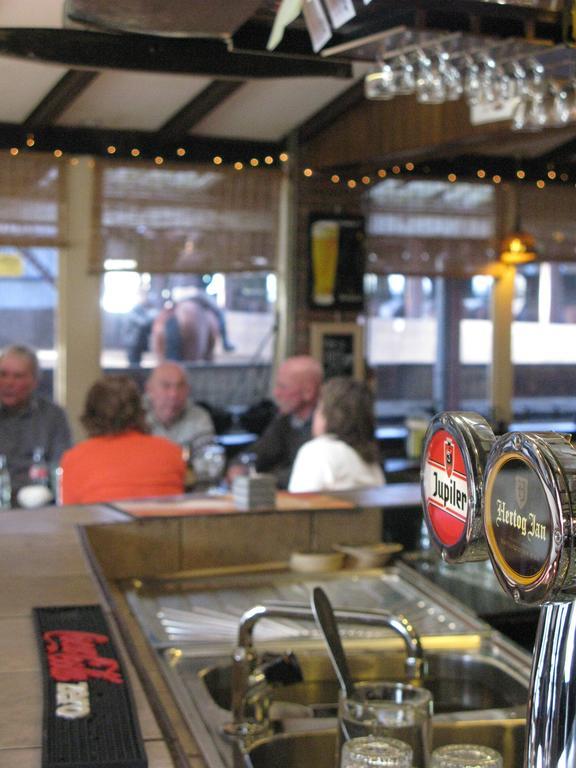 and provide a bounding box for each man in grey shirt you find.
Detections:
[0,344,72,499]
[145,361,215,451]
